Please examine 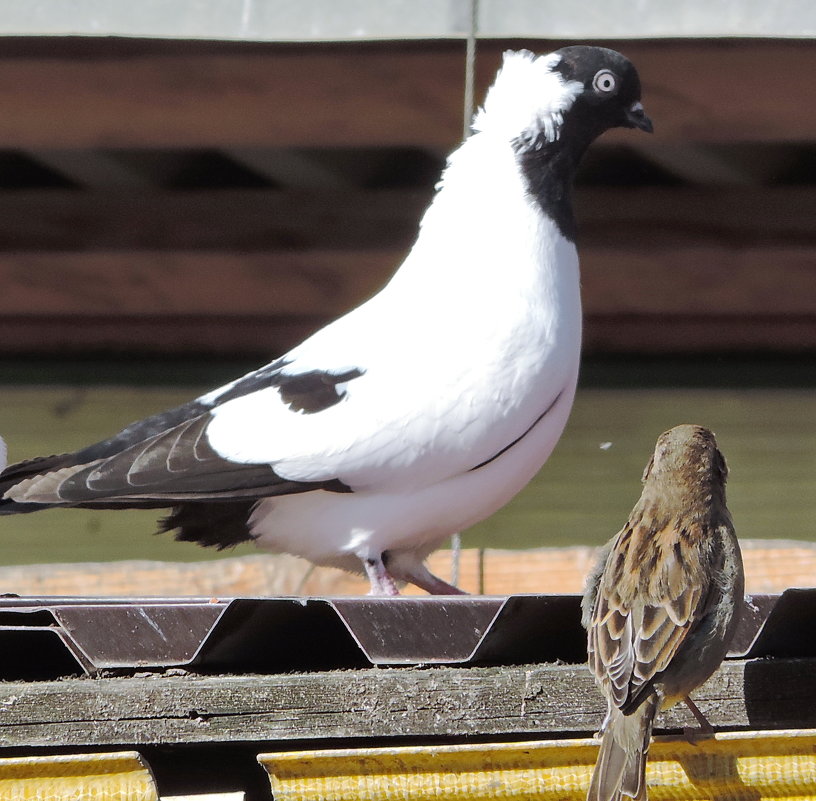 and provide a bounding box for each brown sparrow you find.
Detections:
[582,424,744,801]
